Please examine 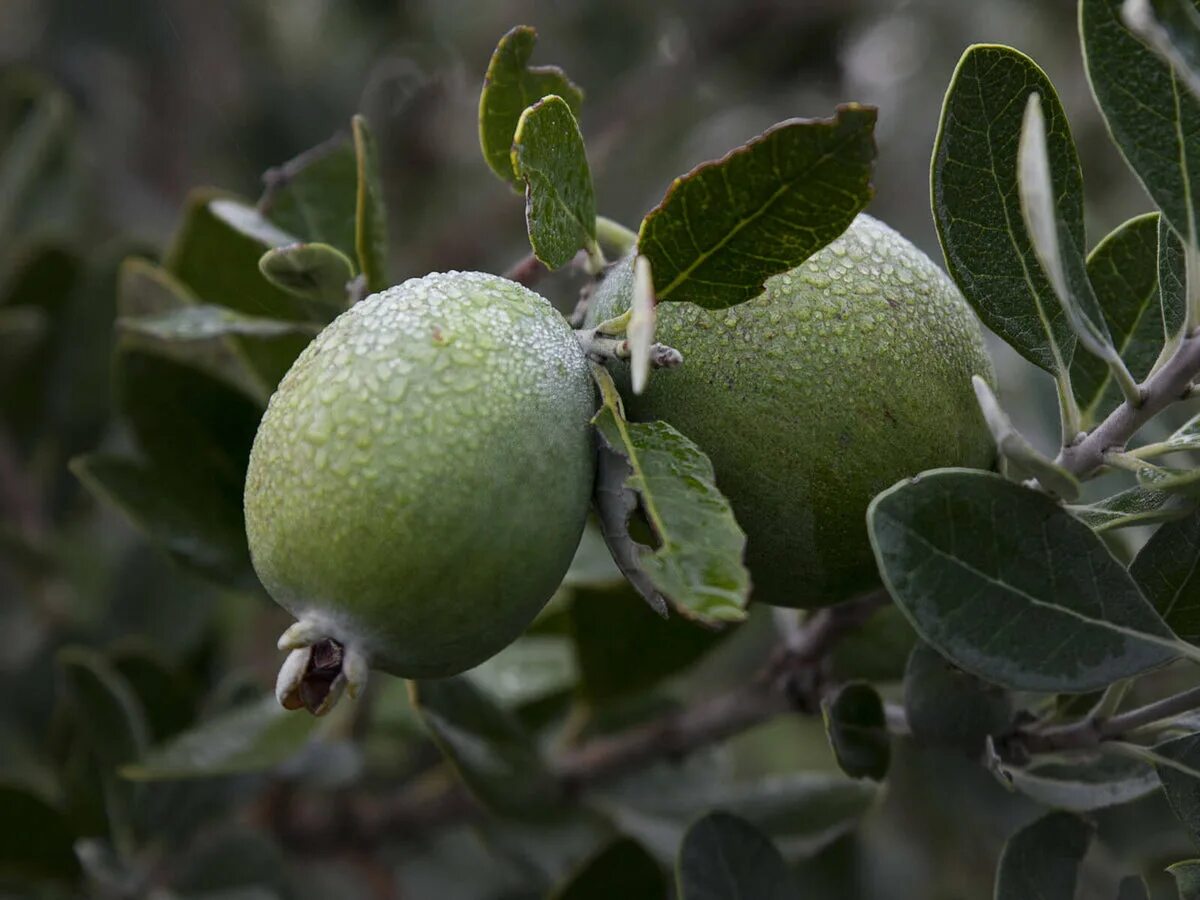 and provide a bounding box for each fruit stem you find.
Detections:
[595,216,638,259]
